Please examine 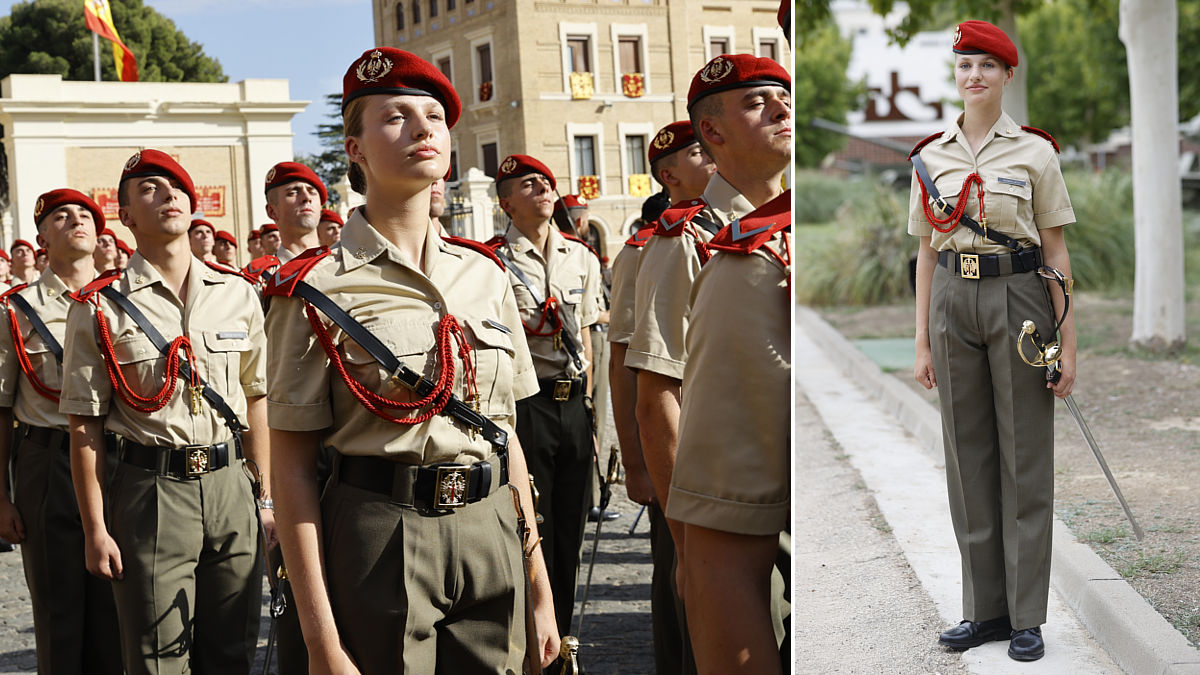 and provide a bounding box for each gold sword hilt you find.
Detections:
[558,636,580,675]
[1017,319,1061,369]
